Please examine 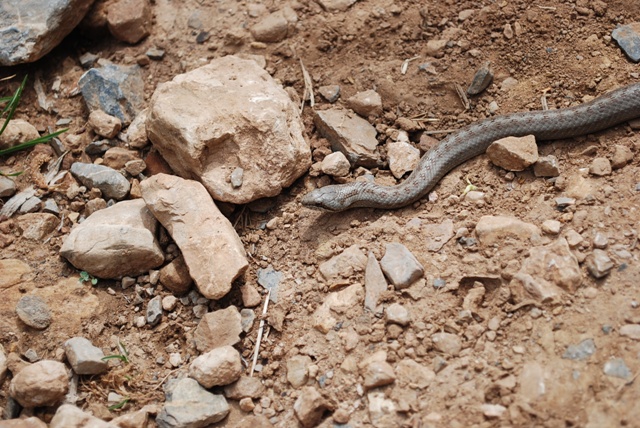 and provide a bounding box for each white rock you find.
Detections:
[189,345,243,388]
[387,141,420,179]
[88,110,122,138]
[486,135,538,171]
[320,151,351,177]
[380,243,424,289]
[475,215,541,245]
[60,199,164,279]
[147,56,310,204]
[50,404,115,428]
